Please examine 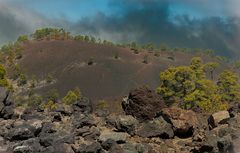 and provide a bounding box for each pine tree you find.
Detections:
[204,62,219,80]
[217,70,240,103]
